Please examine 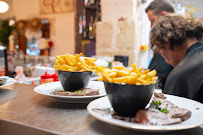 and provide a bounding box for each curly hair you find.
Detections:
[150,14,203,51]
